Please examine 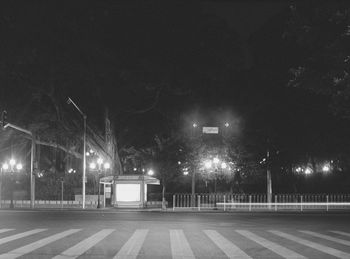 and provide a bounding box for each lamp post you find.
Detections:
[142,169,154,208]
[190,122,198,207]
[90,158,110,208]
[204,157,228,209]
[204,157,228,193]
[266,139,272,206]
[3,123,35,209]
[1,159,23,209]
[67,97,87,209]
